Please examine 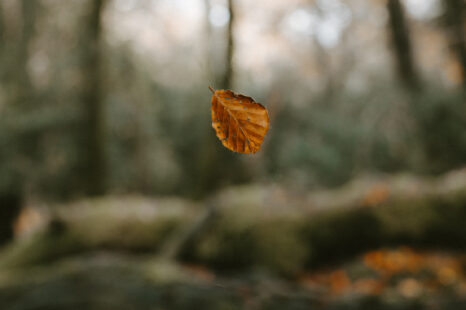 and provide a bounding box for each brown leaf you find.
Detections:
[209,86,269,154]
